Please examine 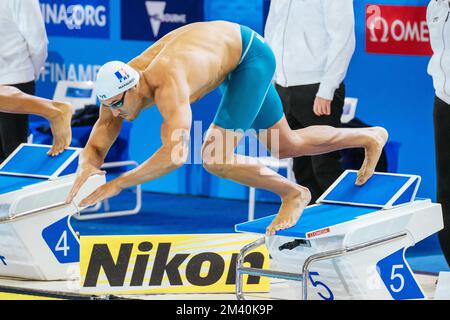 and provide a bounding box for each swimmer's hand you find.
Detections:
[65,164,106,204]
[78,179,123,207]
